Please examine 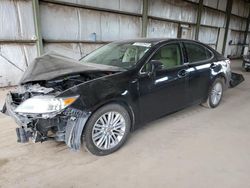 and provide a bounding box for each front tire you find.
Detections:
[202,78,224,108]
[84,103,131,156]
